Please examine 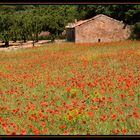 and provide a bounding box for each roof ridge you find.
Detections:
[66,14,124,28]
[90,14,123,24]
